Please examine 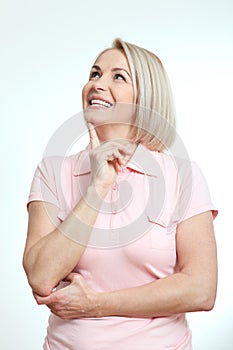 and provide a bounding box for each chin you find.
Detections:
[83,107,116,126]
